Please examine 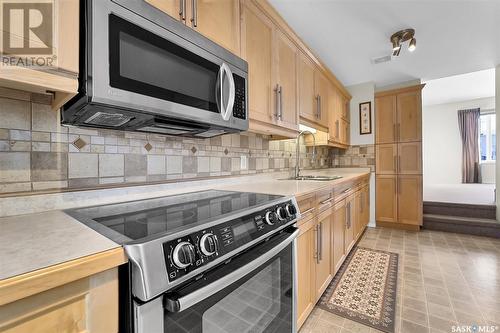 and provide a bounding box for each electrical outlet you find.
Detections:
[240,155,247,170]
